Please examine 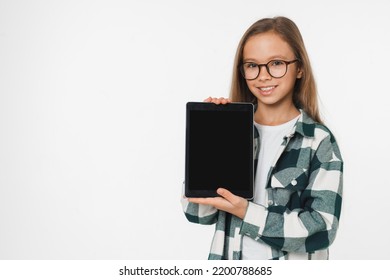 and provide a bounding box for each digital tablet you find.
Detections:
[185,102,254,199]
